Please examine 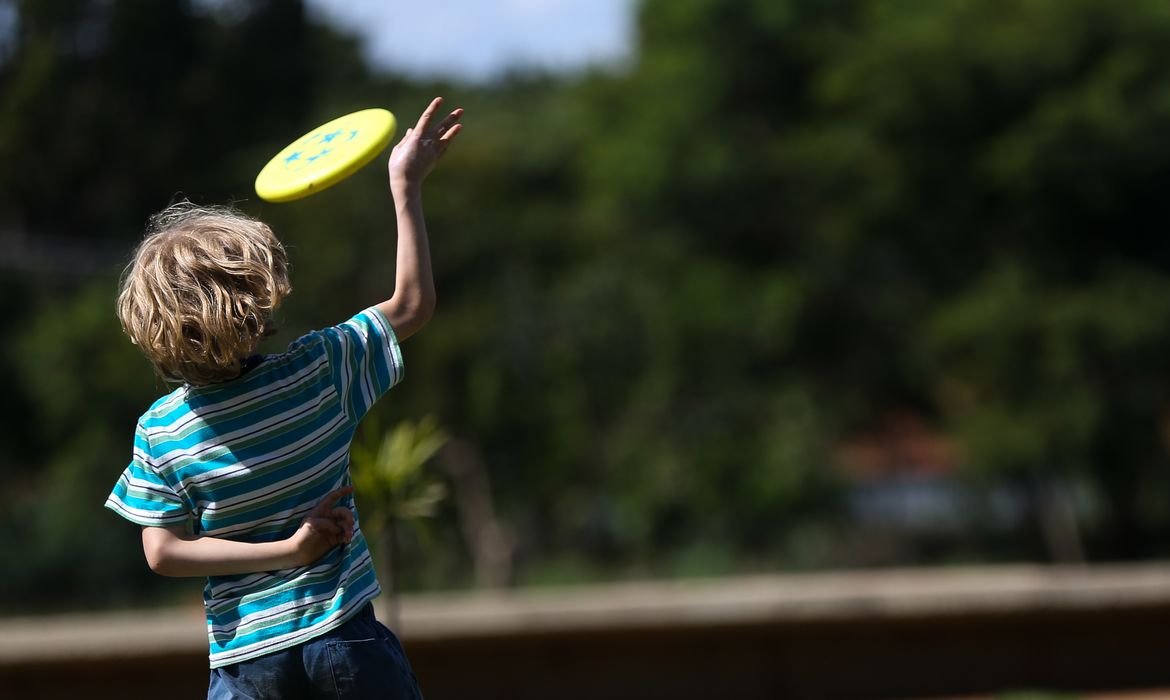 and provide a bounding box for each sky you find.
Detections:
[0,2,14,63]
[305,0,636,83]
[0,1,636,83]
